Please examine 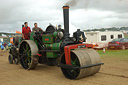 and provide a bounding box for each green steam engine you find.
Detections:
[8,6,103,79]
